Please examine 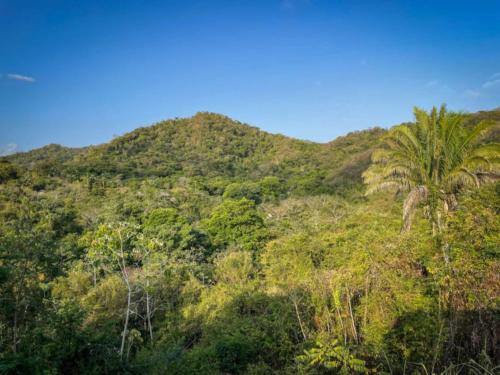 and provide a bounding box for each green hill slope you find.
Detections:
[5,112,385,195]
[4,108,498,195]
